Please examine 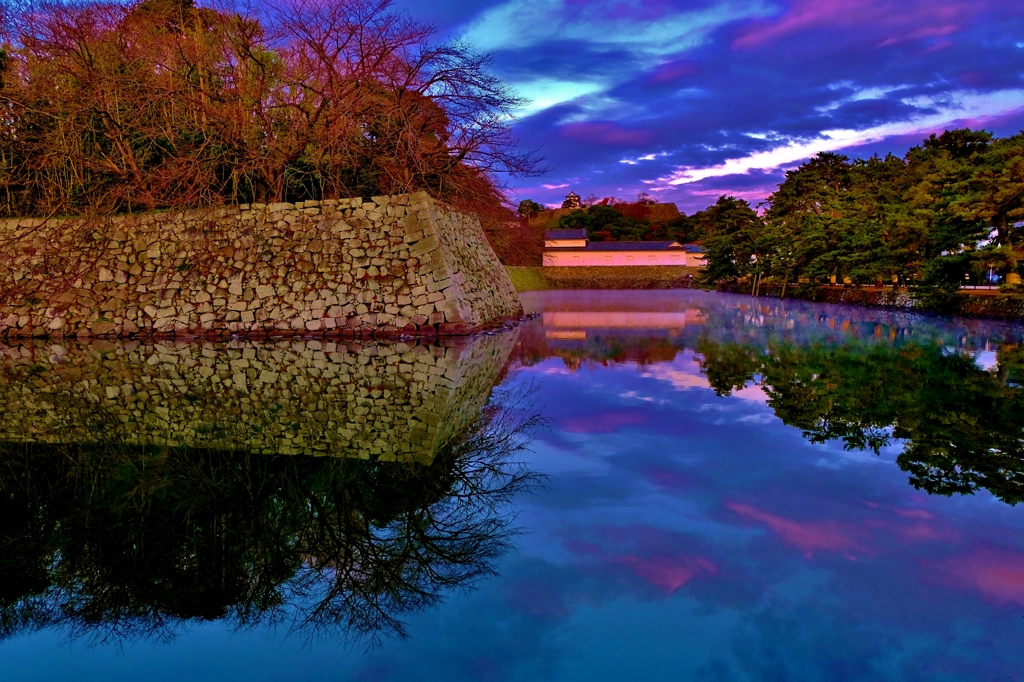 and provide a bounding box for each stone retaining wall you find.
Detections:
[0,330,518,462]
[0,192,522,339]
